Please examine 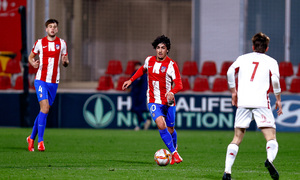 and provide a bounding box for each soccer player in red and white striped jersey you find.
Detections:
[123,35,183,164]
[26,19,69,152]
